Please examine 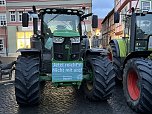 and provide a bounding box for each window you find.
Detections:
[29,16,32,21]
[0,14,6,26]
[17,32,33,49]
[0,39,4,52]
[142,1,151,10]
[10,11,16,22]
[18,11,23,22]
[0,0,5,6]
